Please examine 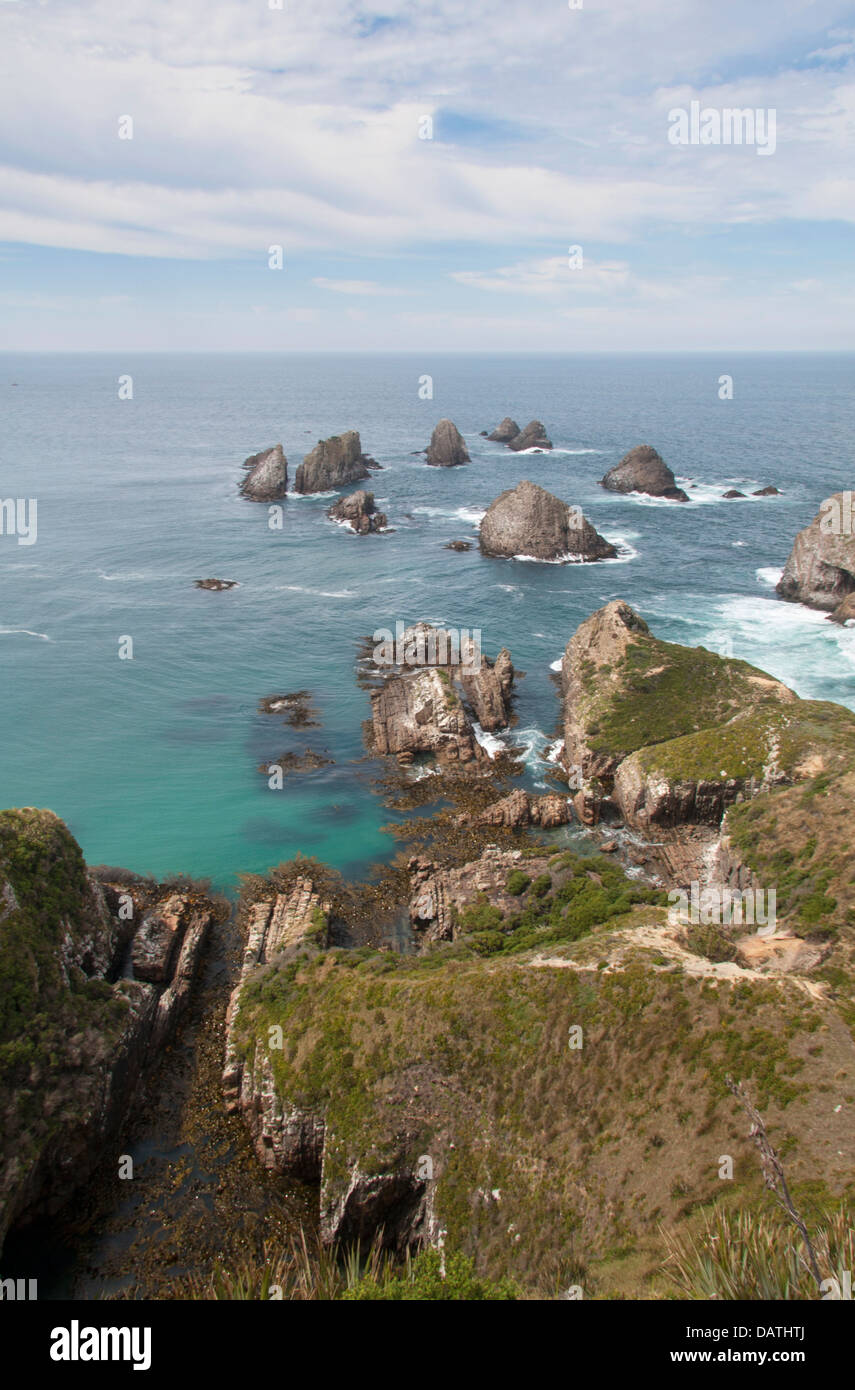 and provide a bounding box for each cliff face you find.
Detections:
[776,493,855,612]
[479,480,616,562]
[294,431,373,494]
[0,809,214,1255]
